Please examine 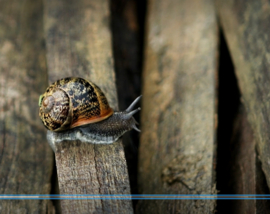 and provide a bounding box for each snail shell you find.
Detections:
[39,77,141,150]
[39,77,113,131]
